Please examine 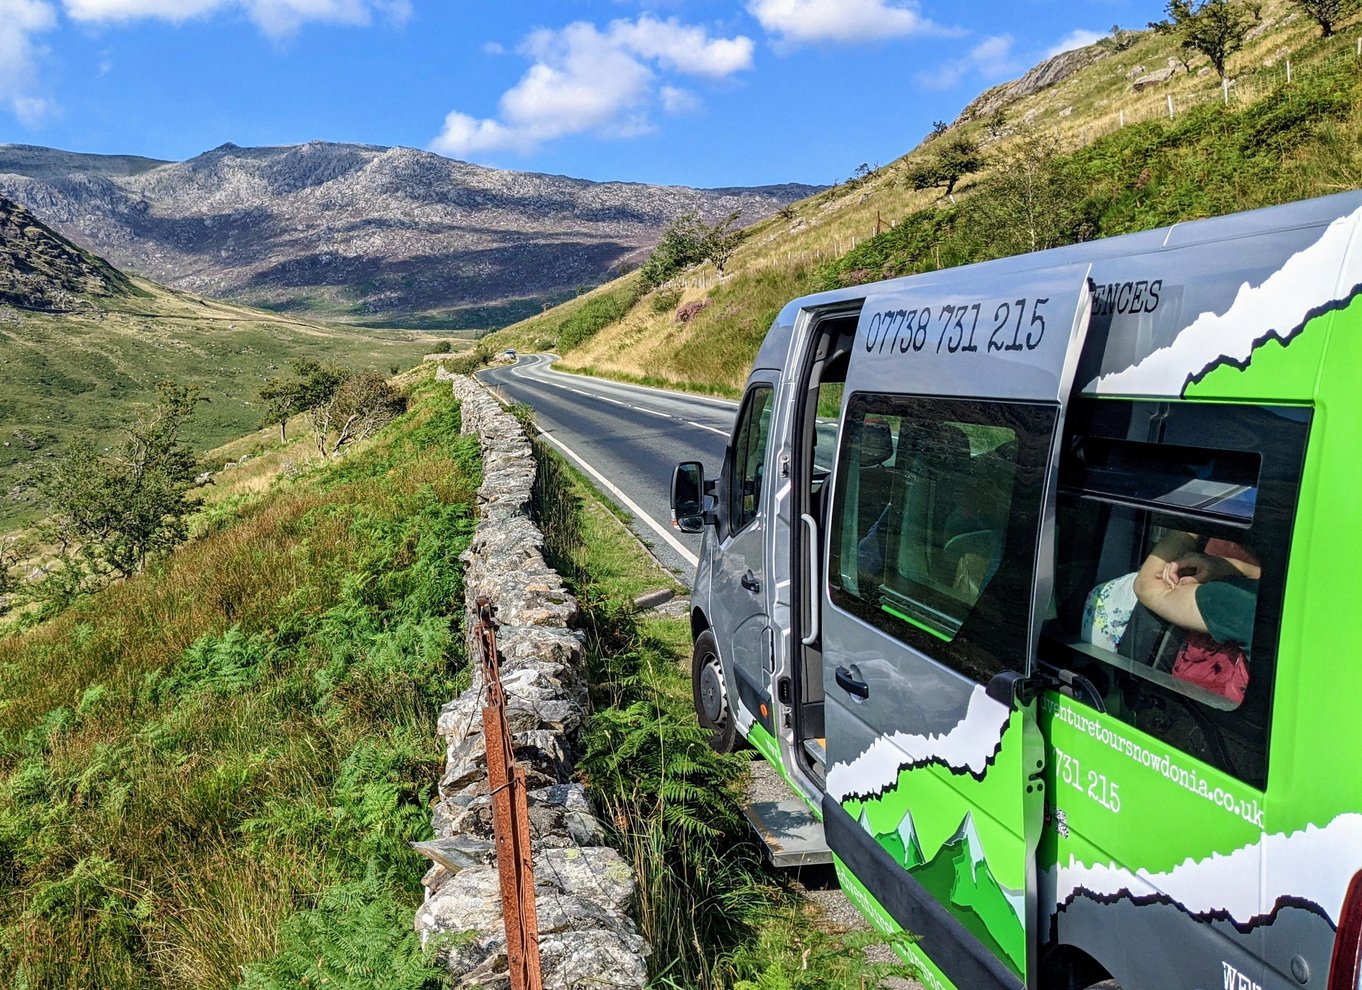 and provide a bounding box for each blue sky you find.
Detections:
[0,0,1166,187]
